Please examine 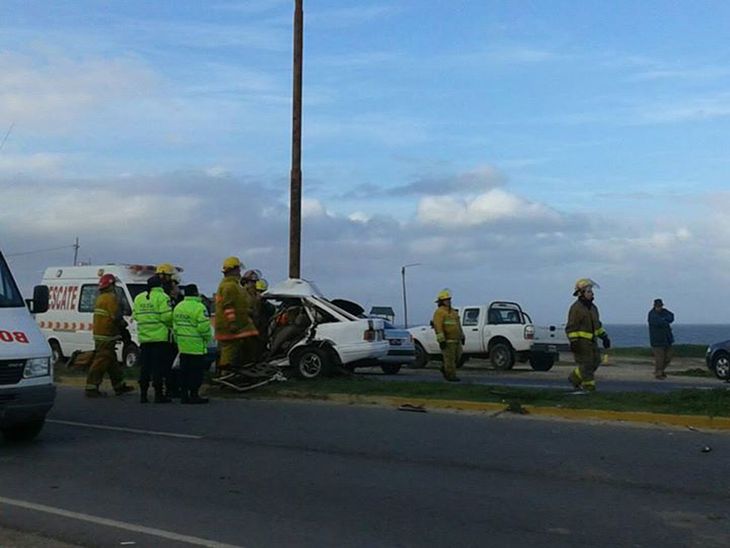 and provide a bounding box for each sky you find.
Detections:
[2,0,730,325]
